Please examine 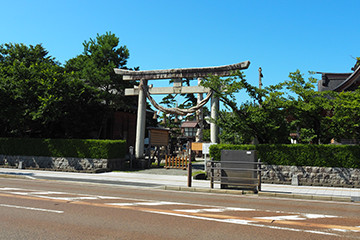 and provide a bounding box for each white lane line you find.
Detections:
[143,209,338,237]
[0,188,24,191]
[107,203,135,206]
[174,207,256,213]
[107,201,183,207]
[9,192,30,195]
[34,196,101,201]
[303,214,338,219]
[137,201,183,206]
[255,215,306,221]
[30,191,65,195]
[0,204,63,214]
[7,189,146,202]
[255,214,339,221]
[96,196,121,200]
